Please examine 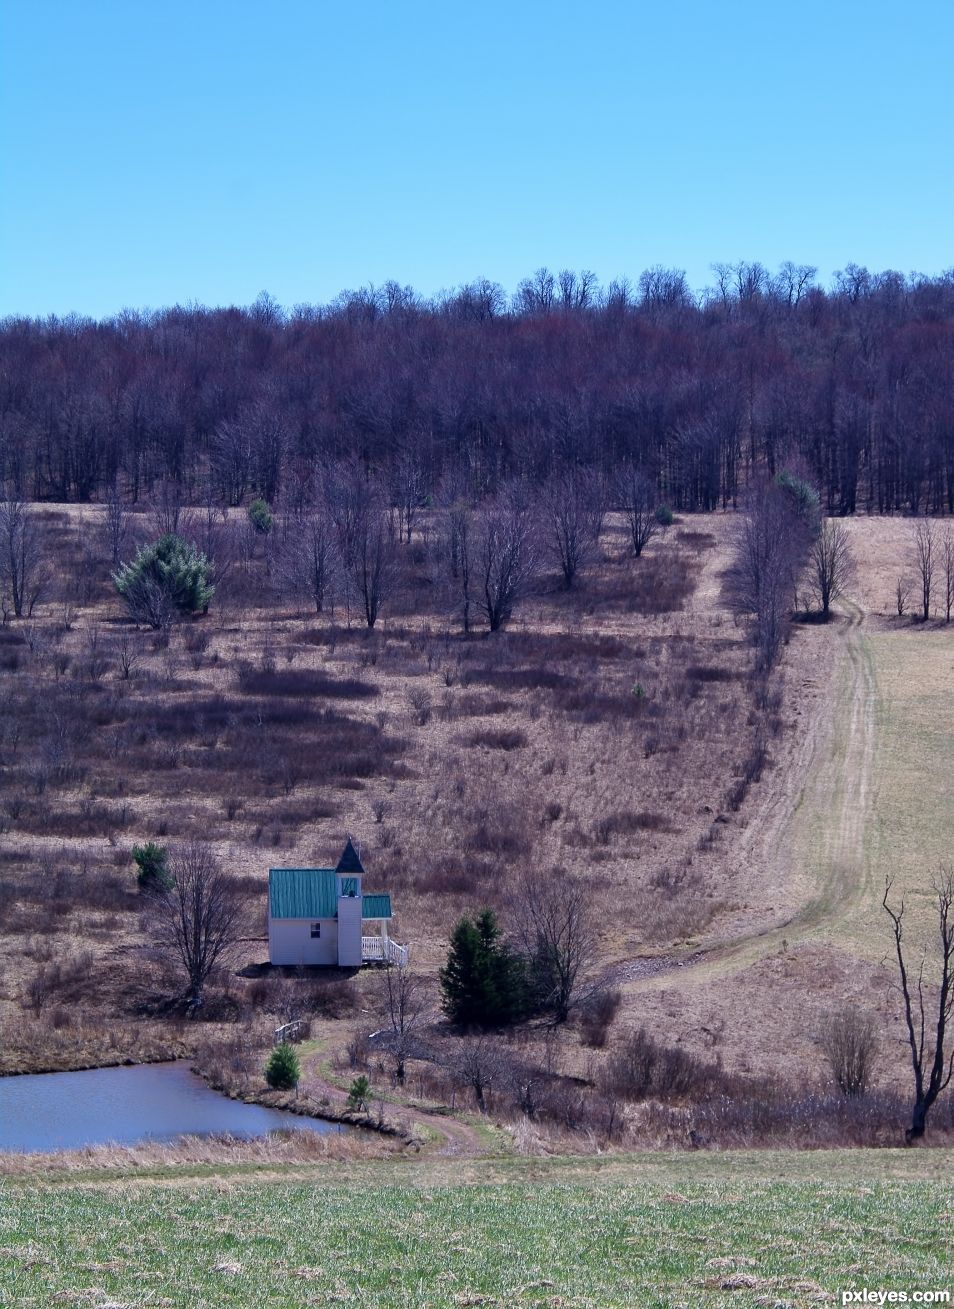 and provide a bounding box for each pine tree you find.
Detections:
[265,1043,300,1090]
[440,909,526,1029]
[113,533,215,628]
[132,840,172,892]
